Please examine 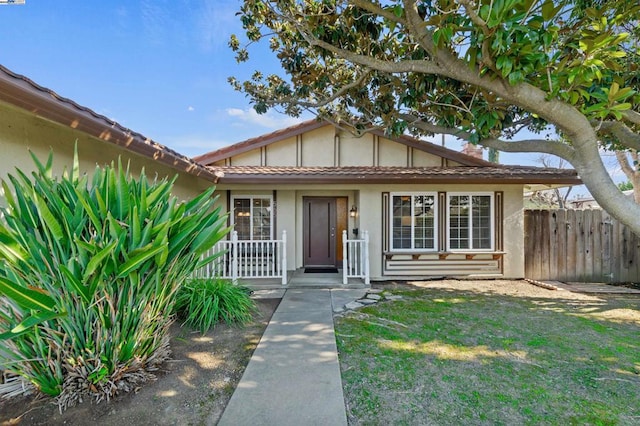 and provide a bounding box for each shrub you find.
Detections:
[0,149,228,410]
[174,278,256,333]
